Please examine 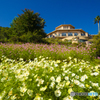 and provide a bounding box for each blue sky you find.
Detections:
[0,0,100,35]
